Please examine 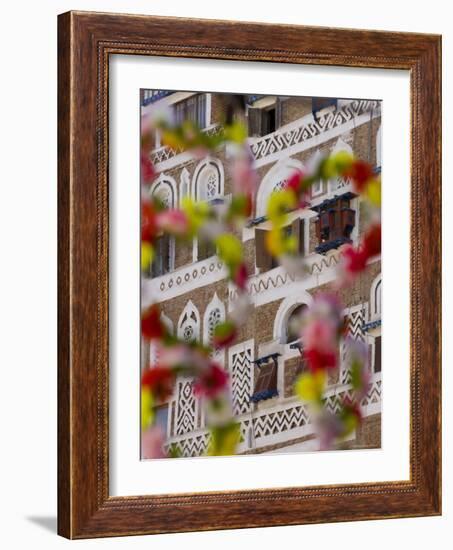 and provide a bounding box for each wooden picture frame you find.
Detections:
[57,10,441,539]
